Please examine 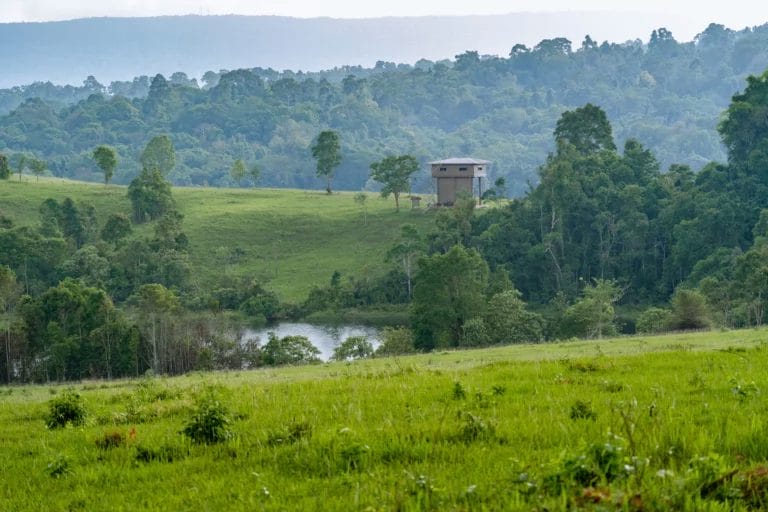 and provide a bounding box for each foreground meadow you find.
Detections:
[2,330,768,510]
